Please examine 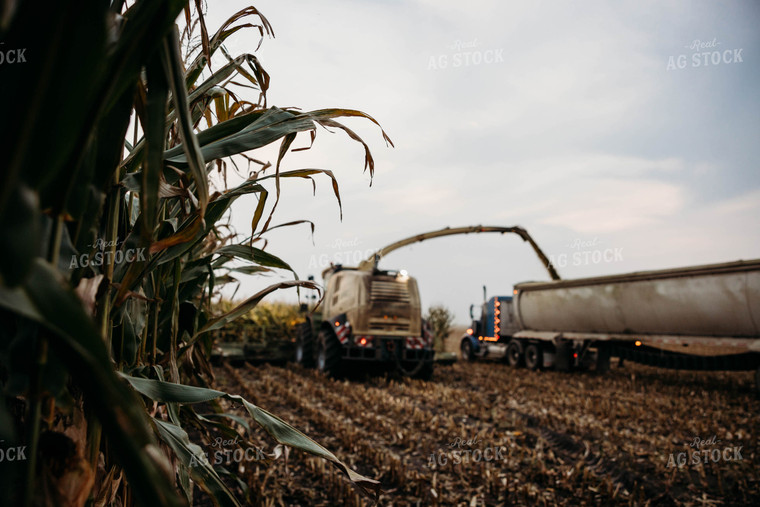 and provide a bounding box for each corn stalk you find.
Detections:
[0,2,391,505]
